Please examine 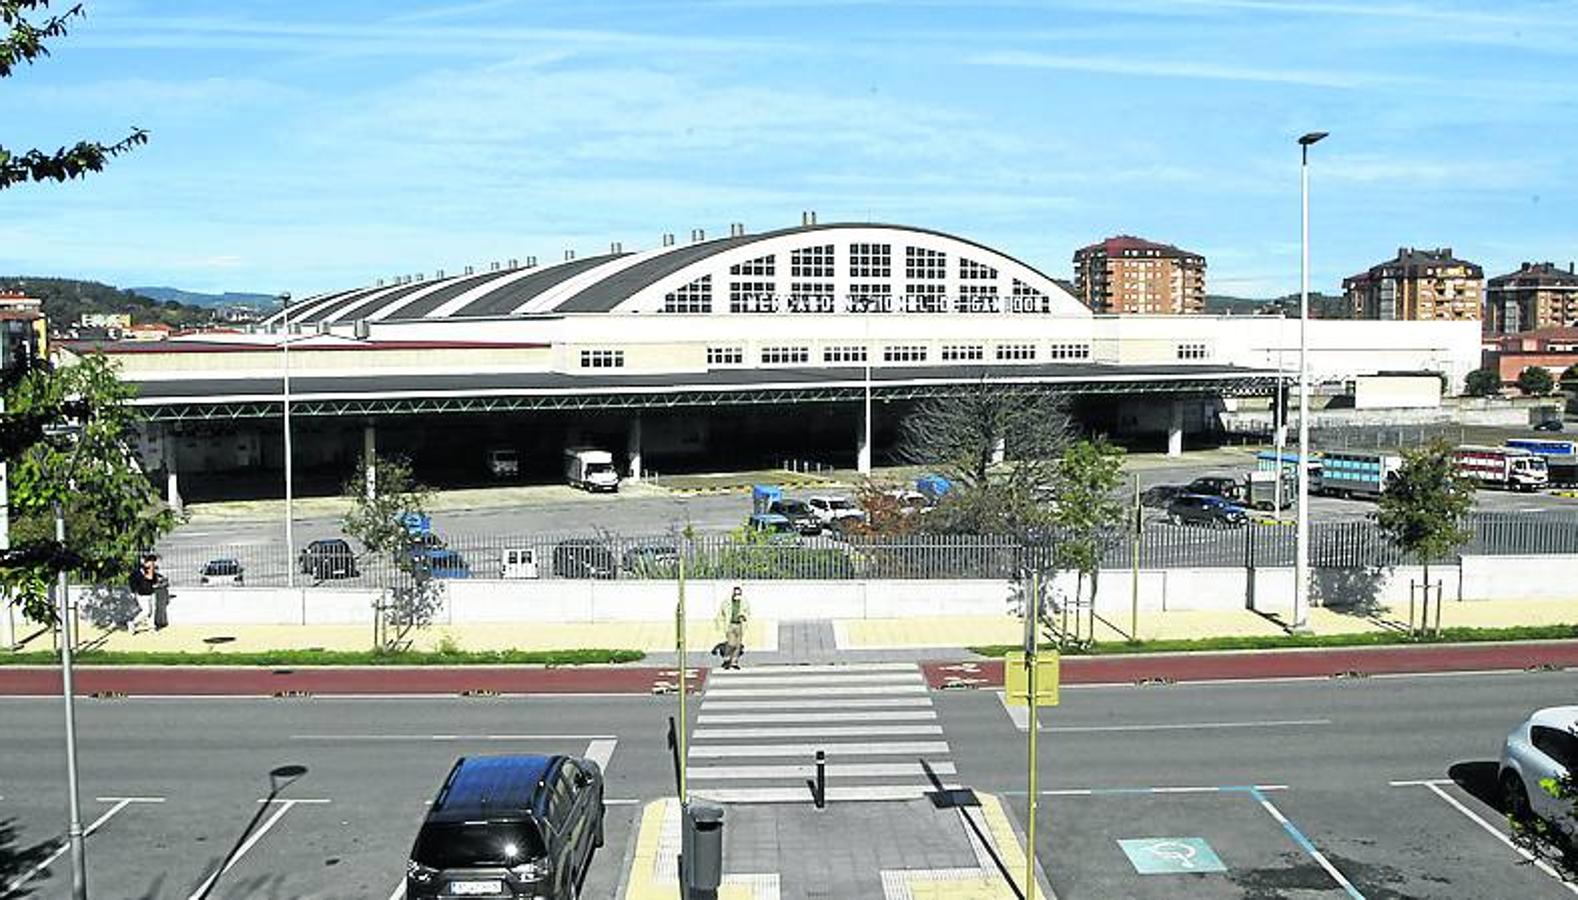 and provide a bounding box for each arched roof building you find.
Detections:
[260,223,1088,326]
